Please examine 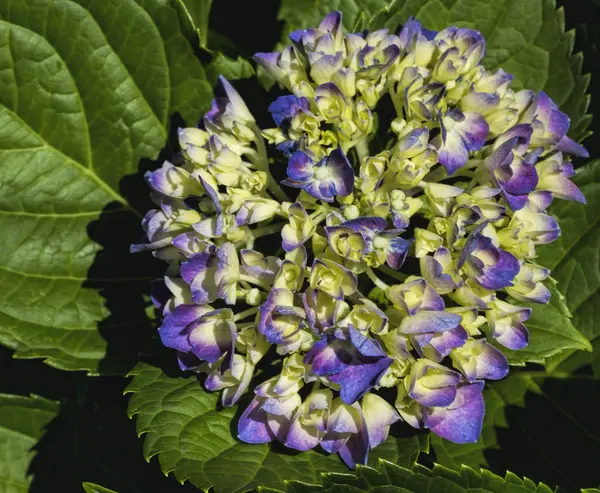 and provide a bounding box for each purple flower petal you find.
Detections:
[399,310,462,335]
[327,148,355,197]
[427,382,485,444]
[269,95,310,126]
[159,304,212,352]
[238,397,276,444]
